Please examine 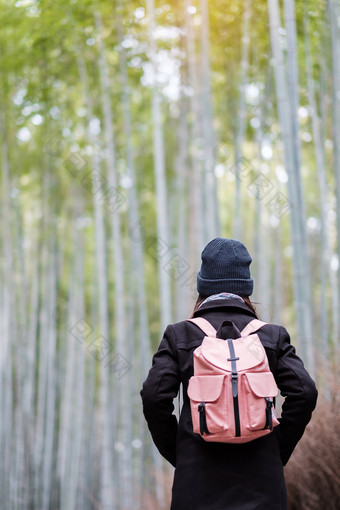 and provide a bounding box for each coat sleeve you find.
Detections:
[140,324,180,467]
[274,326,318,466]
